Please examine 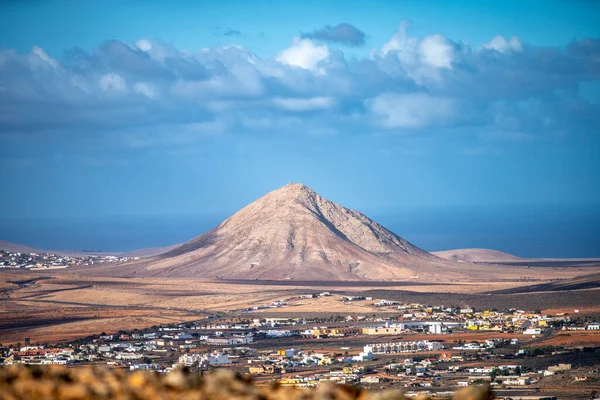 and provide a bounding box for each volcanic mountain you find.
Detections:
[91,183,522,281]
